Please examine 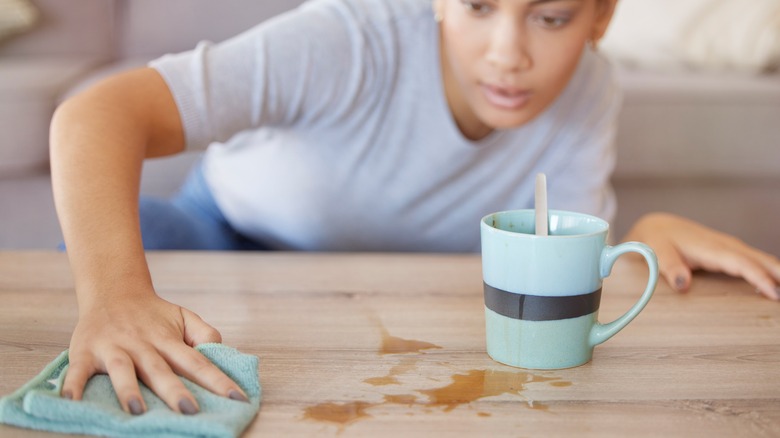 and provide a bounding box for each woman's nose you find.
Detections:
[485,19,532,72]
